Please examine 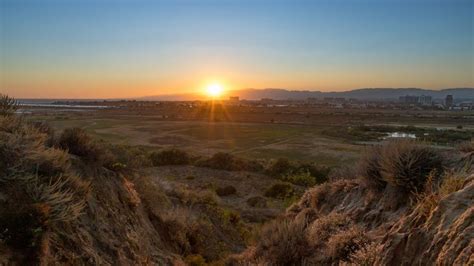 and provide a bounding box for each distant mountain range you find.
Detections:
[139,88,474,101]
